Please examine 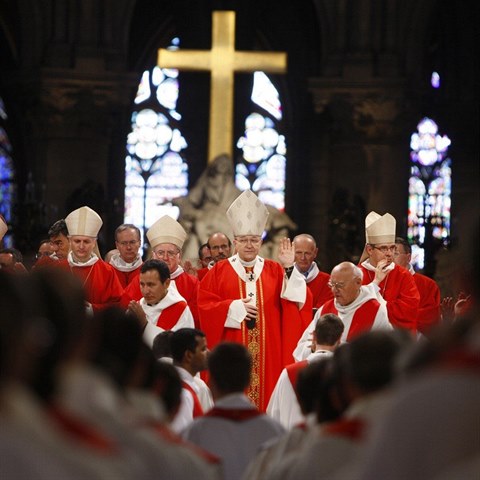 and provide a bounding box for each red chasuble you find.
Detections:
[307,271,333,309]
[60,259,123,312]
[359,264,419,332]
[197,267,209,281]
[112,265,142,289]
[198,259,312,412]
[413,272,441,335]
